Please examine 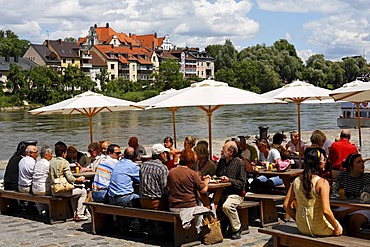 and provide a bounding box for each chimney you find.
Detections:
[14,56,19,63]
[154,32,157,38]
[106,23,109,28]
[94,24,97,28]
[58,39,62,44]
[129,33,131,37]
[5,54,10,62]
